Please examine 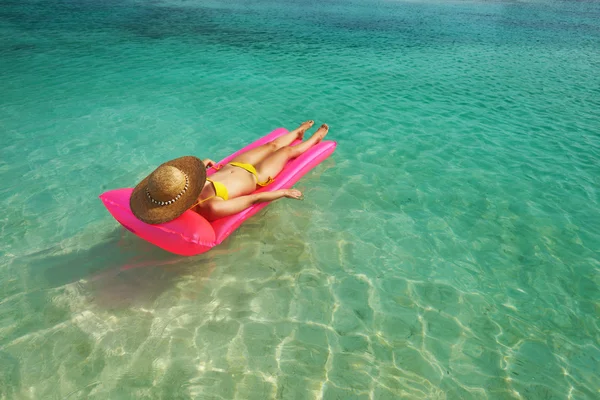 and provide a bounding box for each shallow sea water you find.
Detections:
[1,0,600,398]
